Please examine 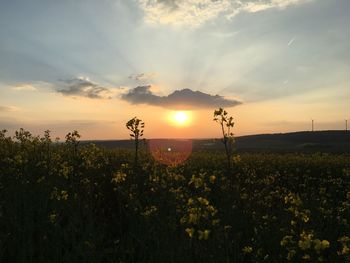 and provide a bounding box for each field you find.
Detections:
[1,129,350,262]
